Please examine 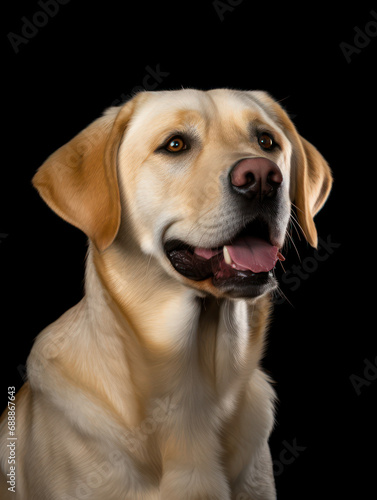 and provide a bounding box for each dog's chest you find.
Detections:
[141,299,259,454]
[152,298,256,403]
